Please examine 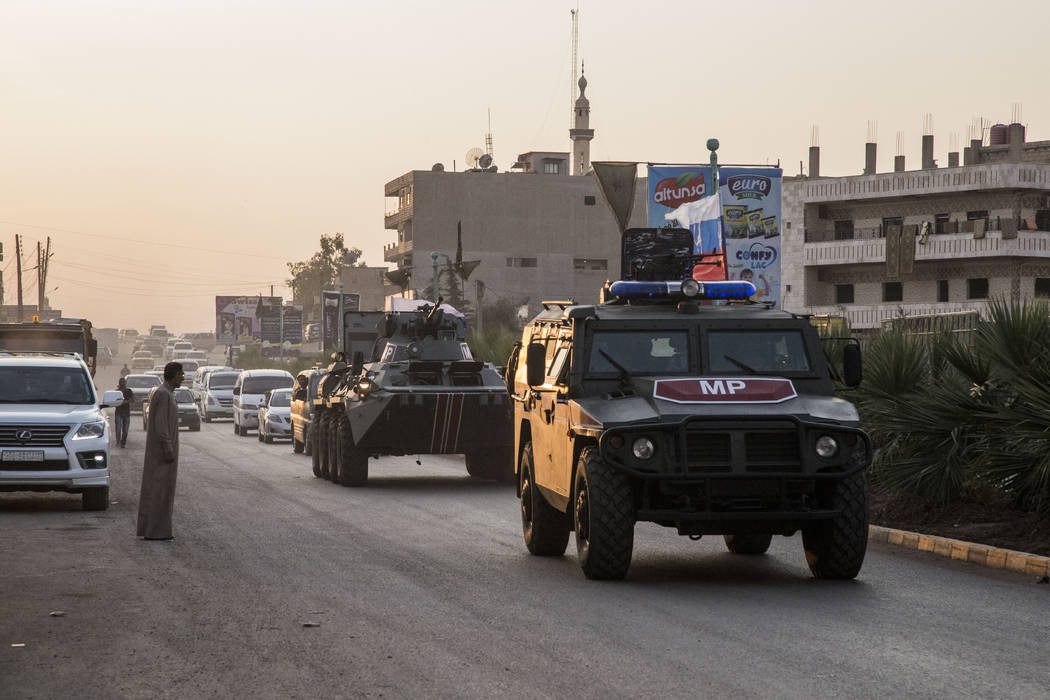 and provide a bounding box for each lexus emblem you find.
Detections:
[16,429,33,442]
